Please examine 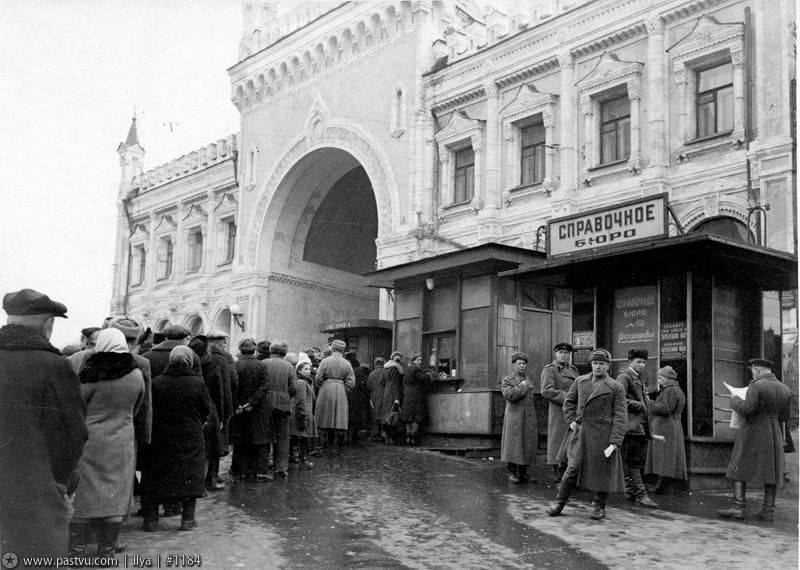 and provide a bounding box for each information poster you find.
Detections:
[660,321,687,360]
[611,285,658,359]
